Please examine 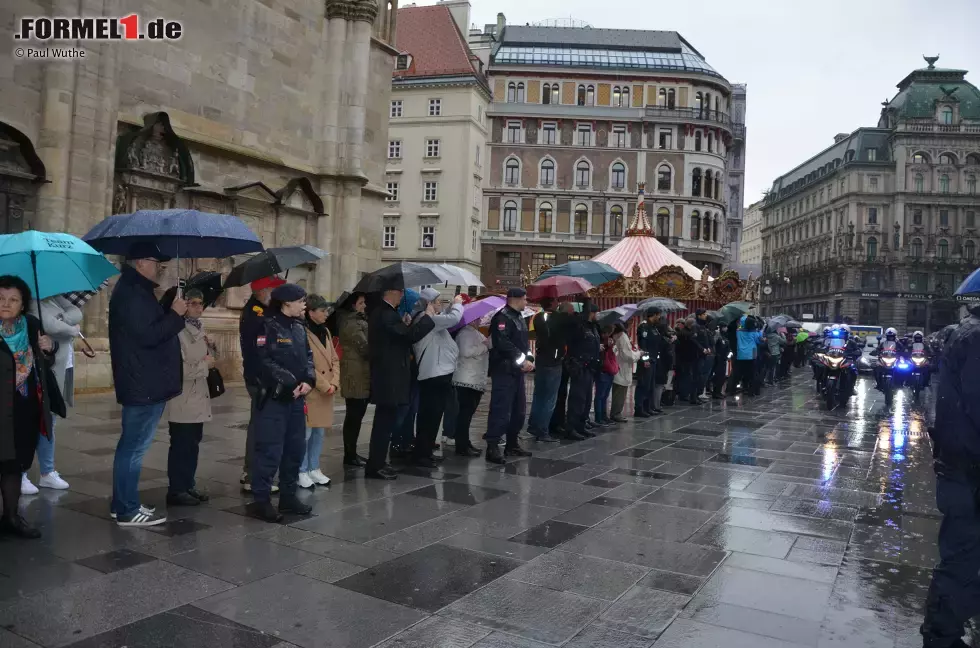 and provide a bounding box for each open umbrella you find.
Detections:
[353,262,449,293]
[450,295,505,332]
[636,297,687,313]
[716,301,754,326]
[597,304,639,327]
[224,245,327,288]
[769,314,802,329]
[431,263,484,289]
[536,260,622,286]
[0,230,120,302]
[83,209,262,259]
[956,268,980,296]
[160,271,224,311]
[526,276,593,301]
